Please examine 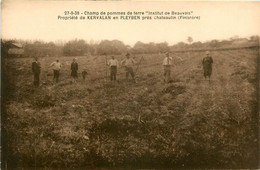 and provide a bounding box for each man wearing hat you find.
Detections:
[71,58,78,79]
[32,56,41,87]
[162,52,173,83]
[121,53,137,82]
[202,51,213,80]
